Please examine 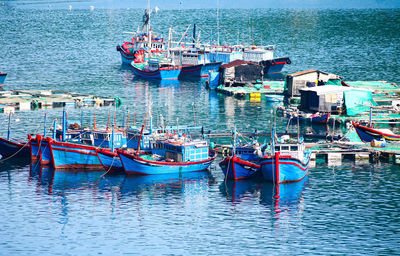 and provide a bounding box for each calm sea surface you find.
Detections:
[0,3,400,255]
